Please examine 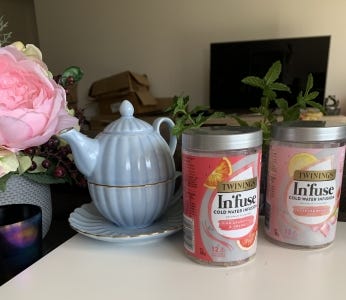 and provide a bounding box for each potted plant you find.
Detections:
[167,60,324,143]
